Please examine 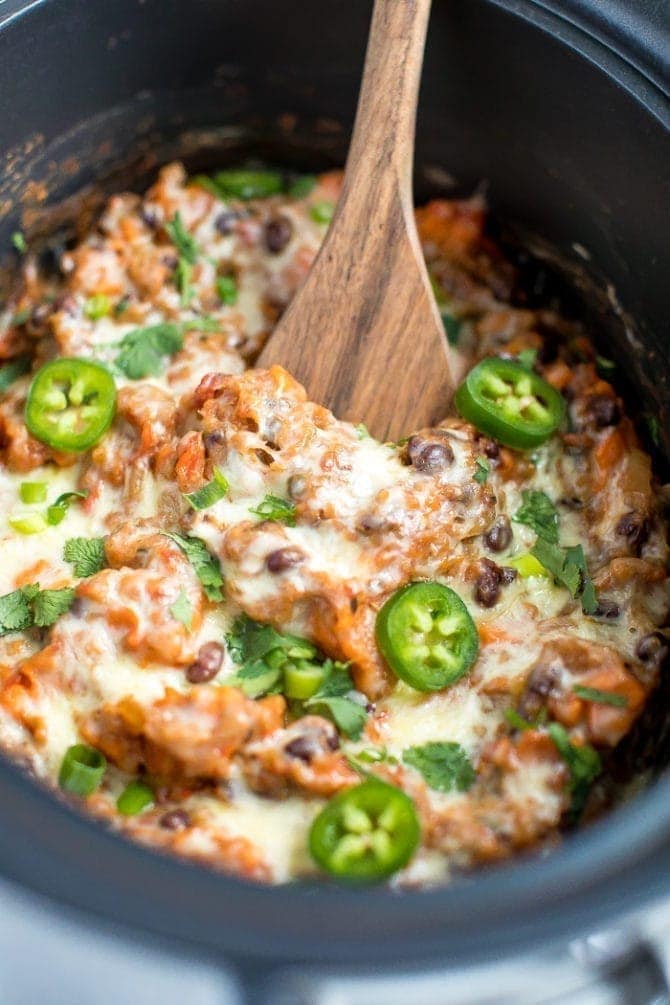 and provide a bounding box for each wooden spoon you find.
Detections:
[257,0,452,442]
